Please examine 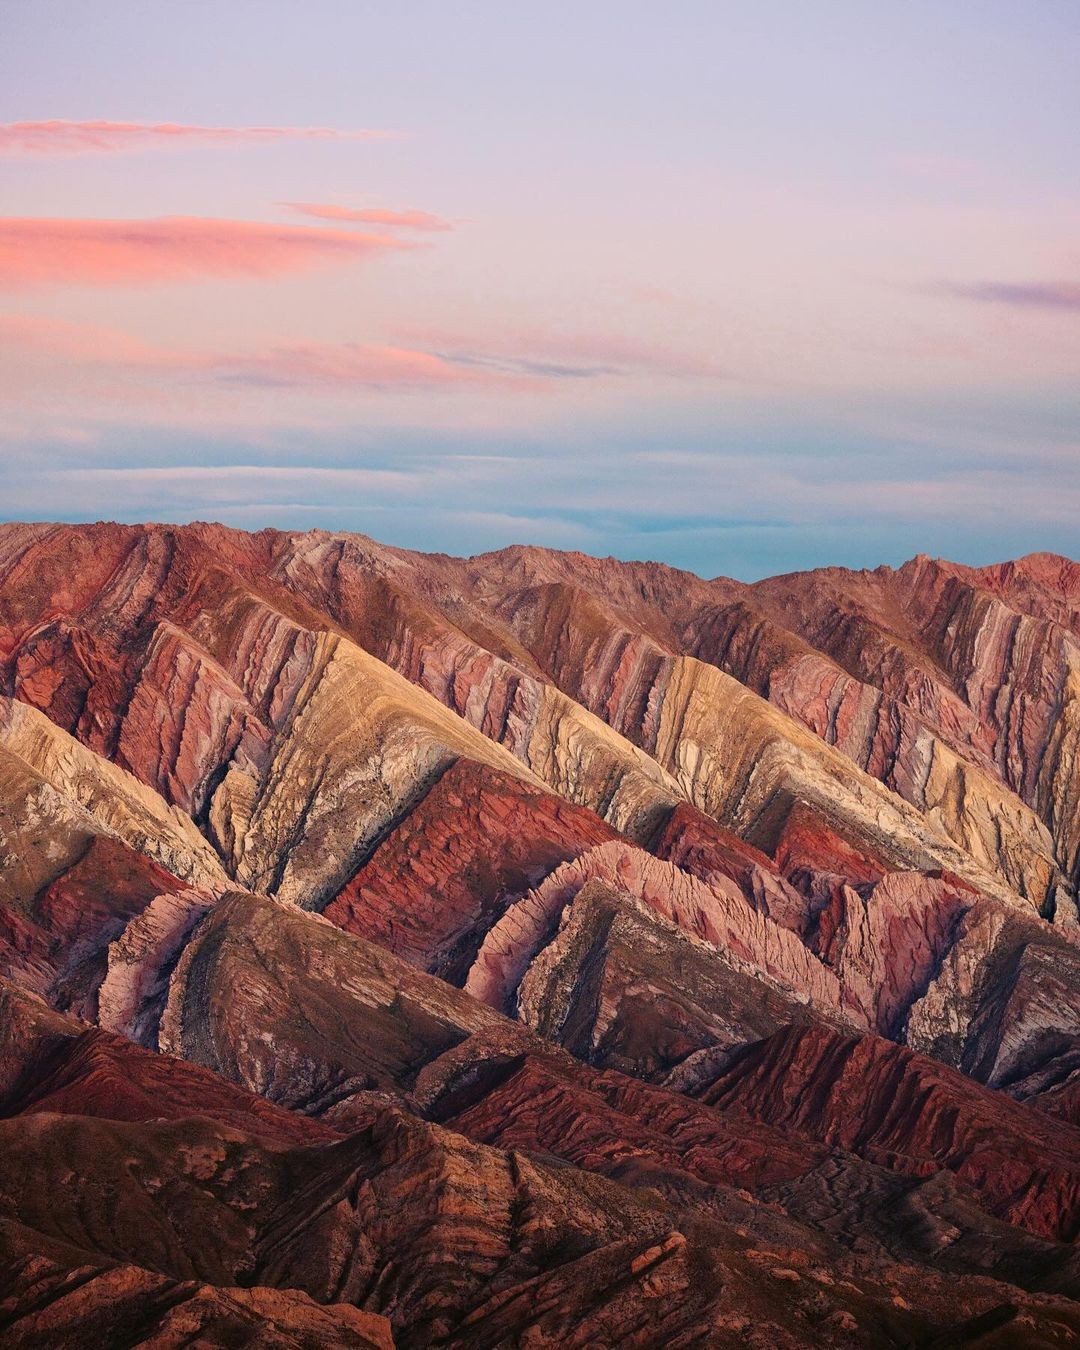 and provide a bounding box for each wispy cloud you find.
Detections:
[214,343,535,389]
[0,216,416,288]
[0,120,397,155]
[935,280,1080,311]
[2,310,721,392]
[281,202,452,231]
[0,313,163,361]
[1,313,723,401]
[63,463,416,495]
[410,327,726,380]
[0,315,546,390]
